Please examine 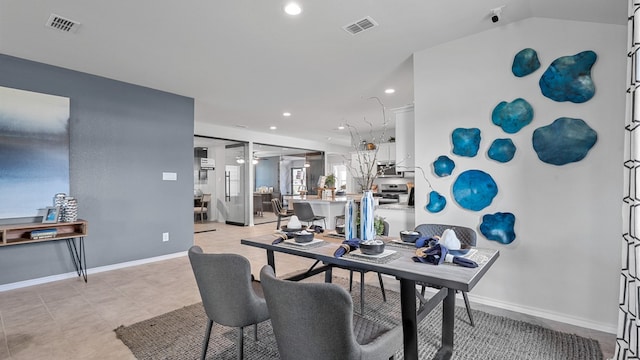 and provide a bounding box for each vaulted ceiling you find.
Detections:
[0,0,627,145]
